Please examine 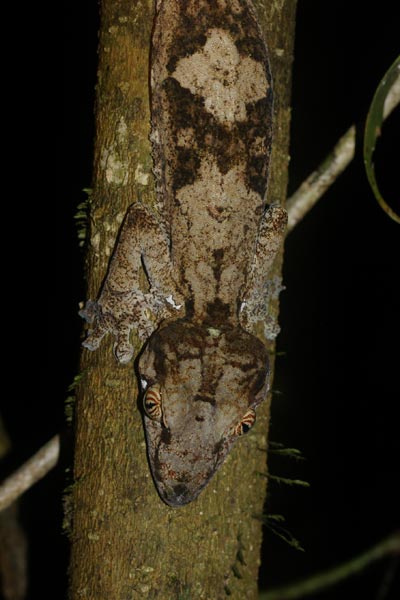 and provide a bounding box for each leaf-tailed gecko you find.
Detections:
[80,0,287,507]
